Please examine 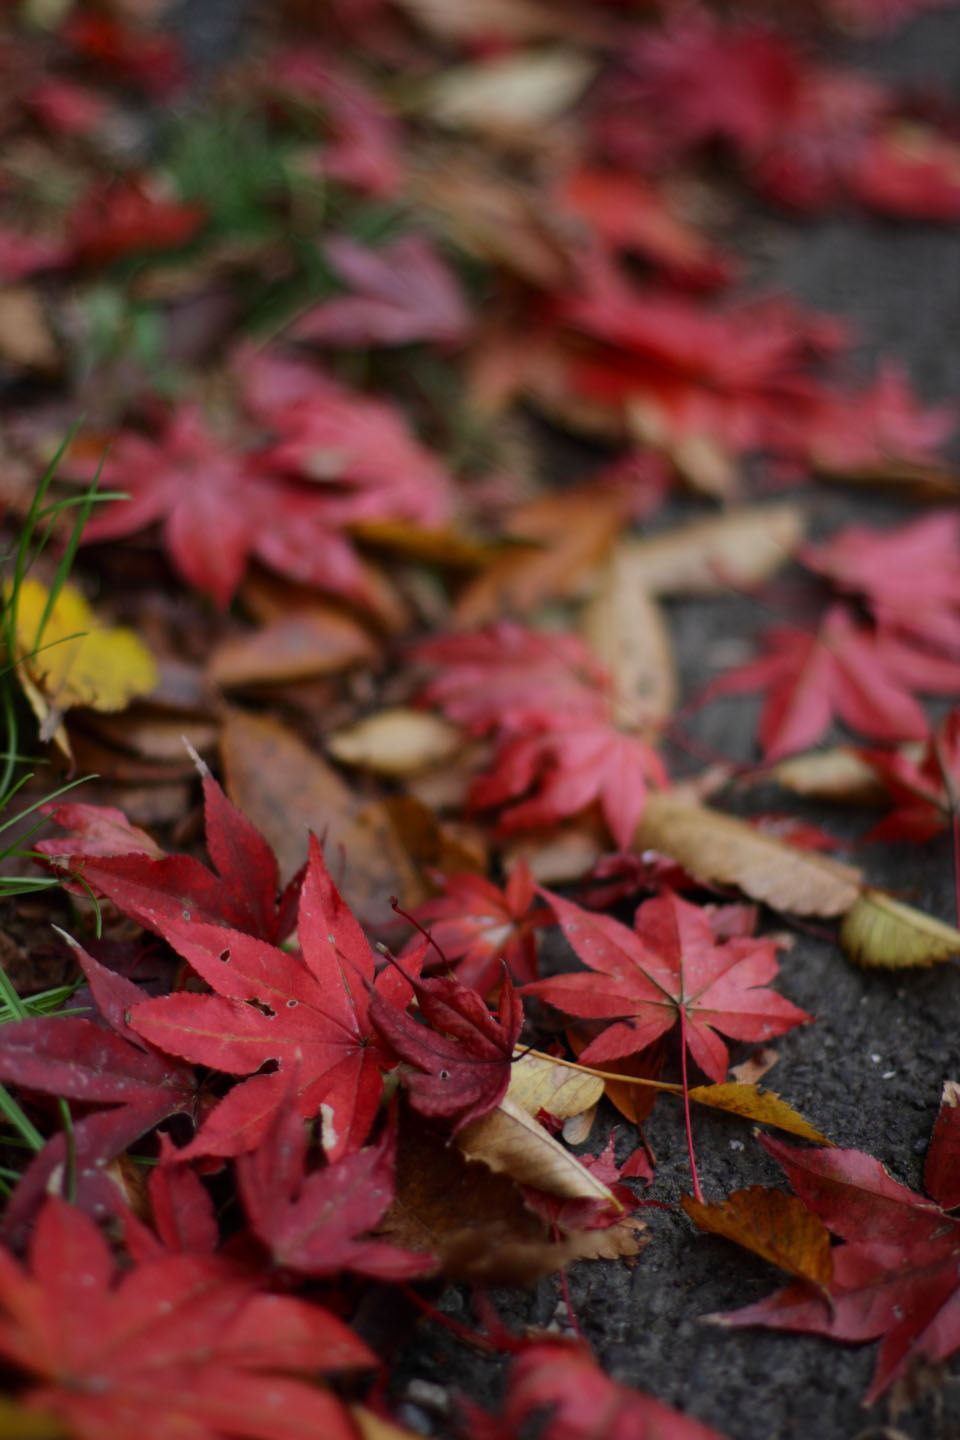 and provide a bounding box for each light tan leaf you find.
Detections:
[208,611,377,688]
[580,544,677,724]
[501,820,606,886]
[220,709,416,926]
[82,712,217,762]
[620,505,805,596]
[0,286,59,372]
[729,1047,779,1086]
[841,890,960,968]
[424,50,595,138]
[327,709,463,777]
[687,1083,832,1144]
[769,747,889,804]
[561,1106,597,1146]
[457,1096,619,1205]
[506,1051,604,1121]
[682,1186,833,1290]
[351,1408,425,1440]
[636,793,862,917]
